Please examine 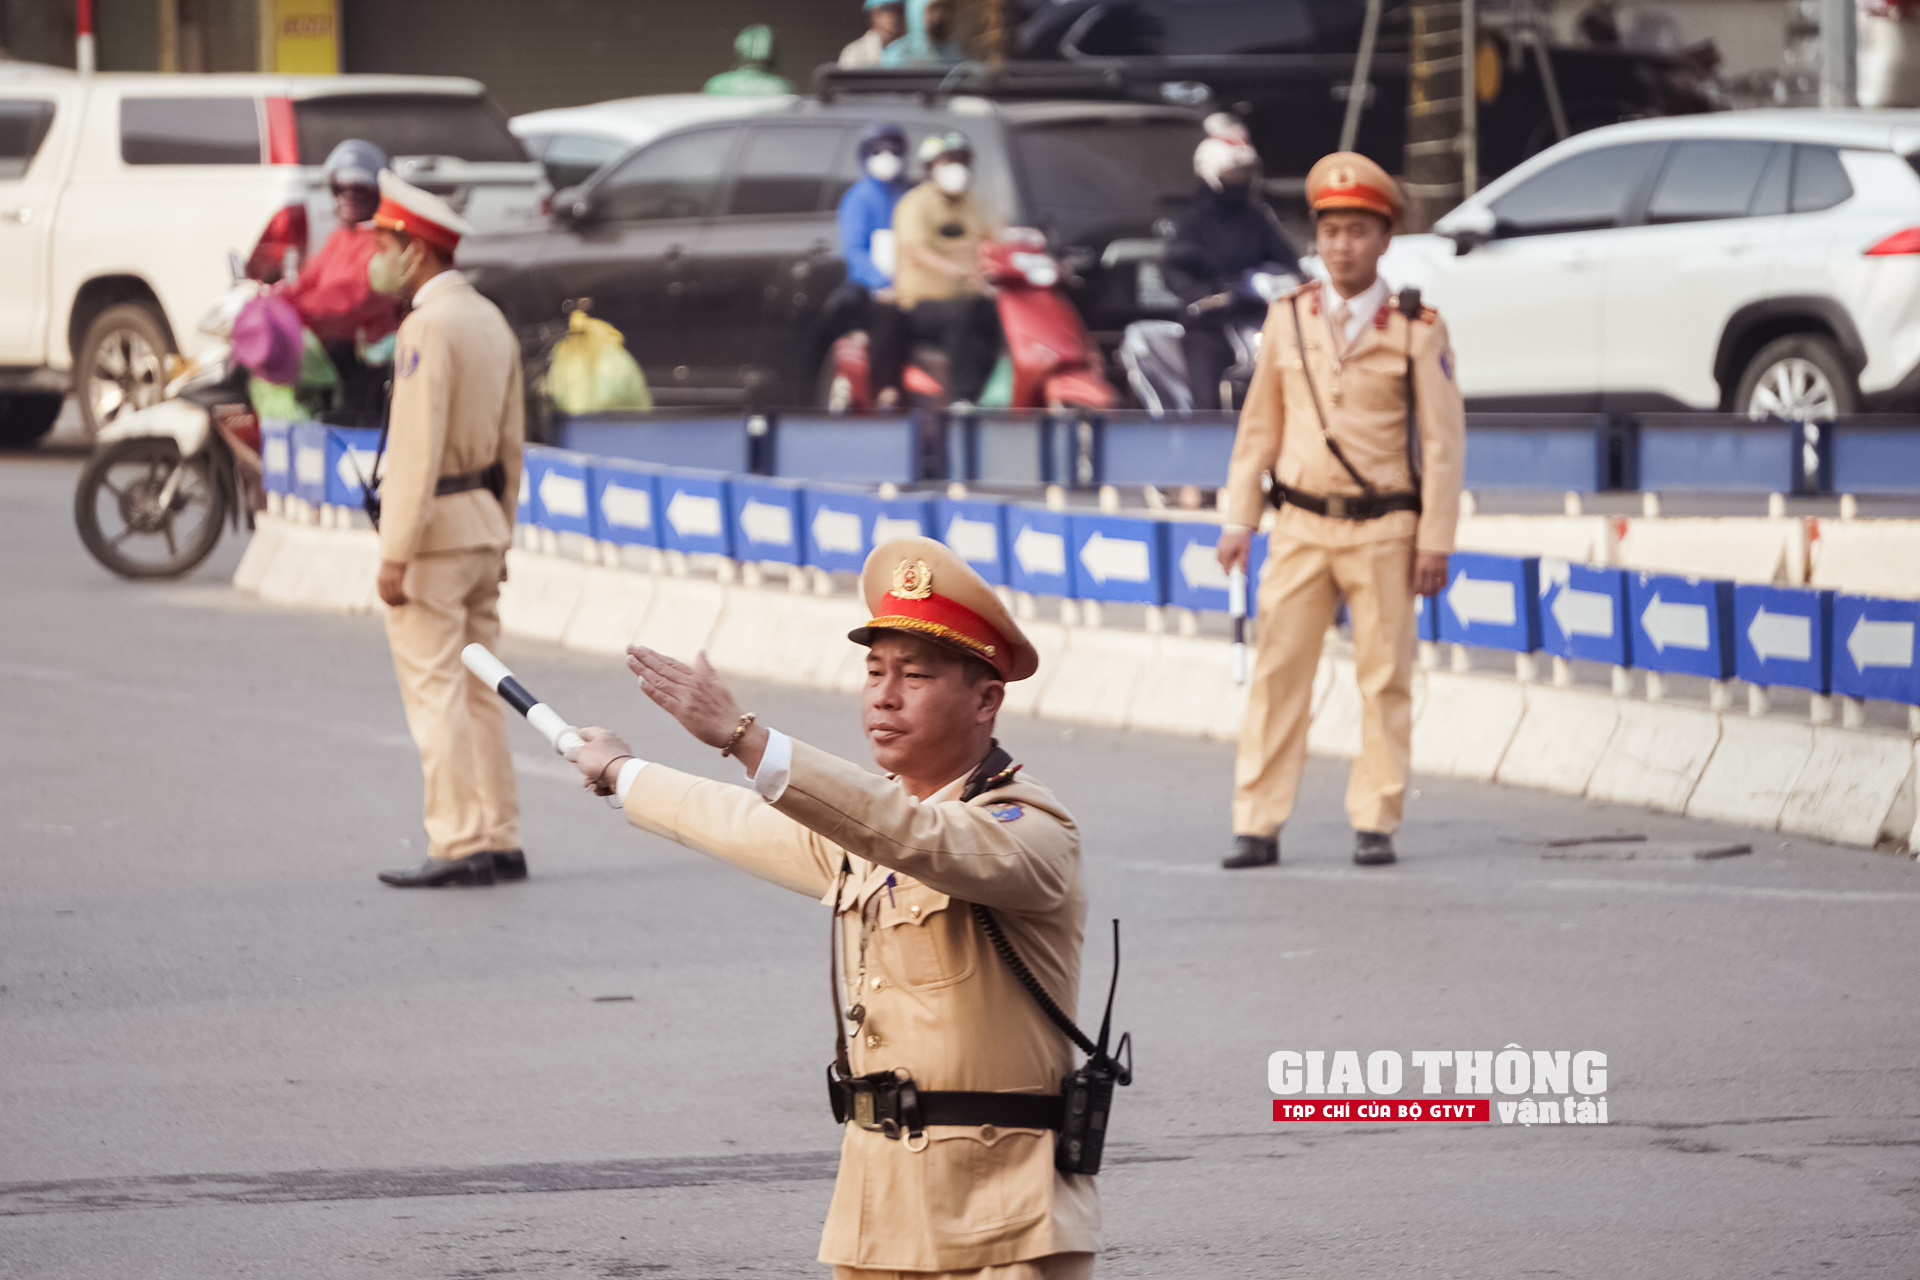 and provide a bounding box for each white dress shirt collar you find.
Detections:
[1326,274,1390,350]
[411,269,466,309]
